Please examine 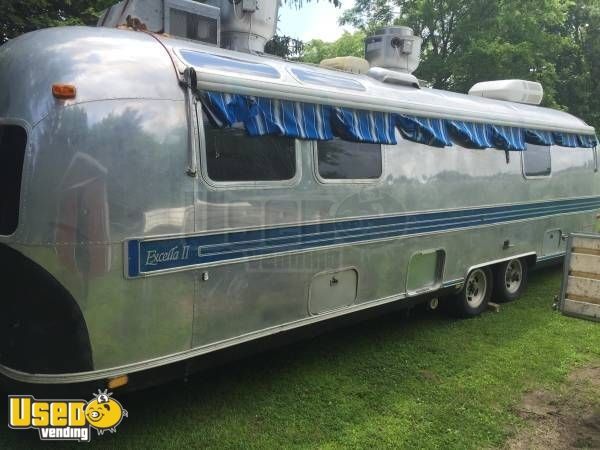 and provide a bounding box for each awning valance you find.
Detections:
[245,97,333,140]
[332,108,397,145]
[525,129,553,146]
[578,134,599,148]
[200,91,598,151]
[553,132,580,148]
[396,115,452,148]
[491,125,526,151]
[446,121,493,149]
